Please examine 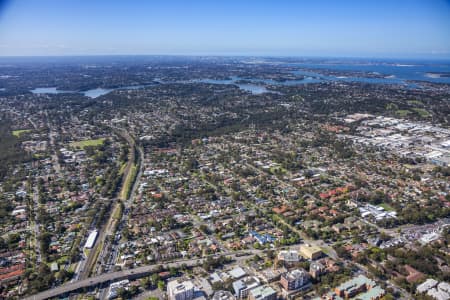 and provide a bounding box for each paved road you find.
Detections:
[23,252,255,300]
